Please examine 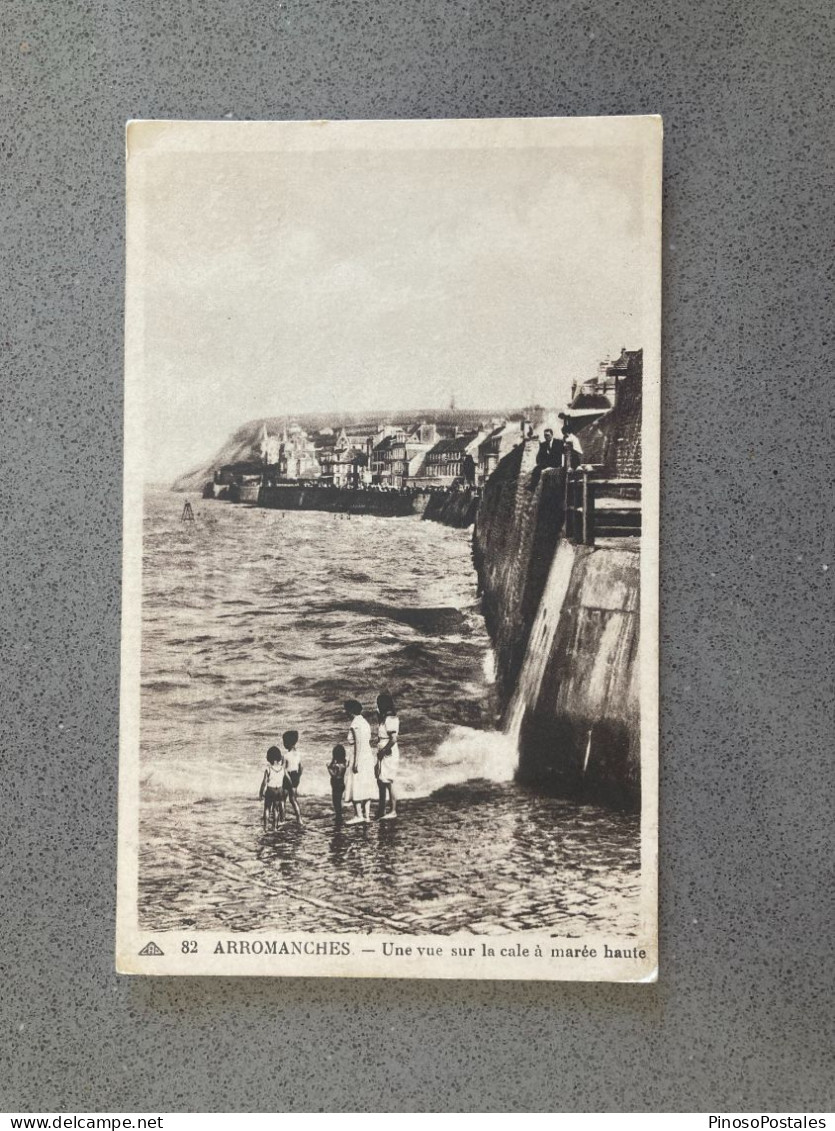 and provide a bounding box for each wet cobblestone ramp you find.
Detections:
[140,782,641,935]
